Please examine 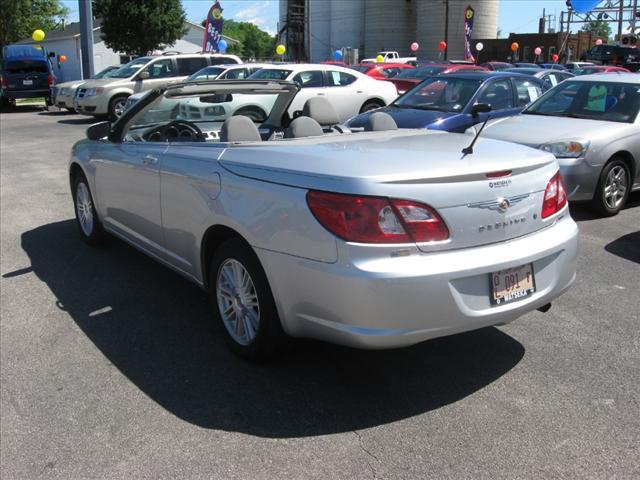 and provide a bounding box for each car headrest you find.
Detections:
[302,97,340,126]
[220,116,262,142]
[284,116,324,138]
[364,112,398,131]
